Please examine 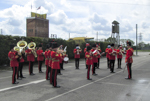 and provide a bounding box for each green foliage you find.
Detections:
[0,35,110,66]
